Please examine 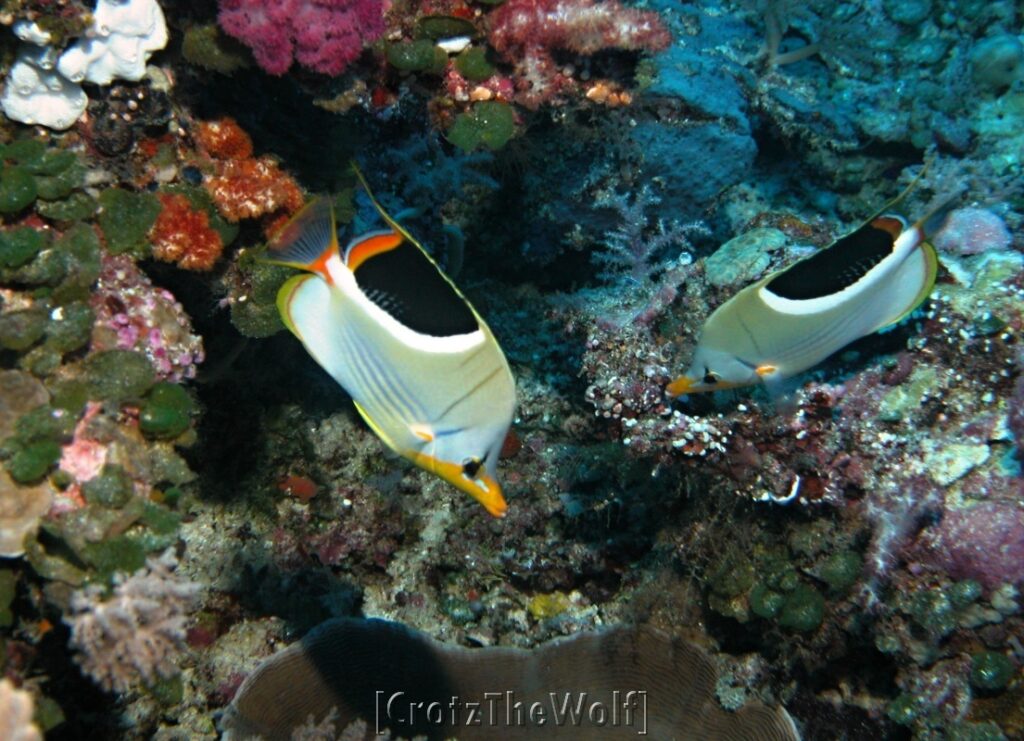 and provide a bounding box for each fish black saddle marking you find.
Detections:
[766,218,897,301]
[352,235,480,337]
